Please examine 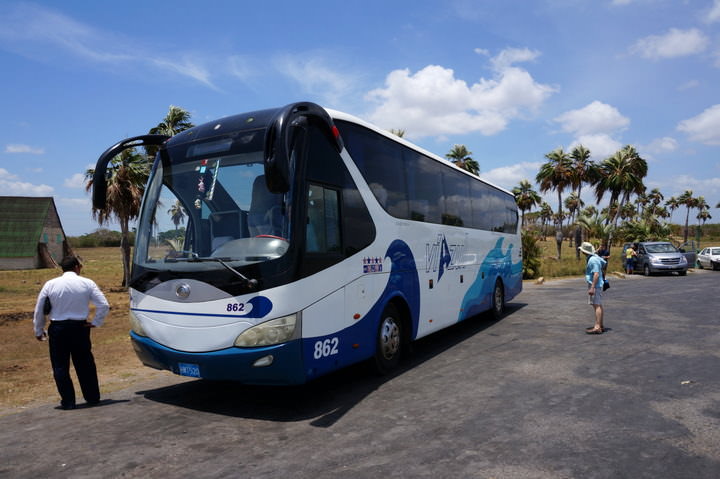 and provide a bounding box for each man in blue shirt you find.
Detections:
[578,242,606,334]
